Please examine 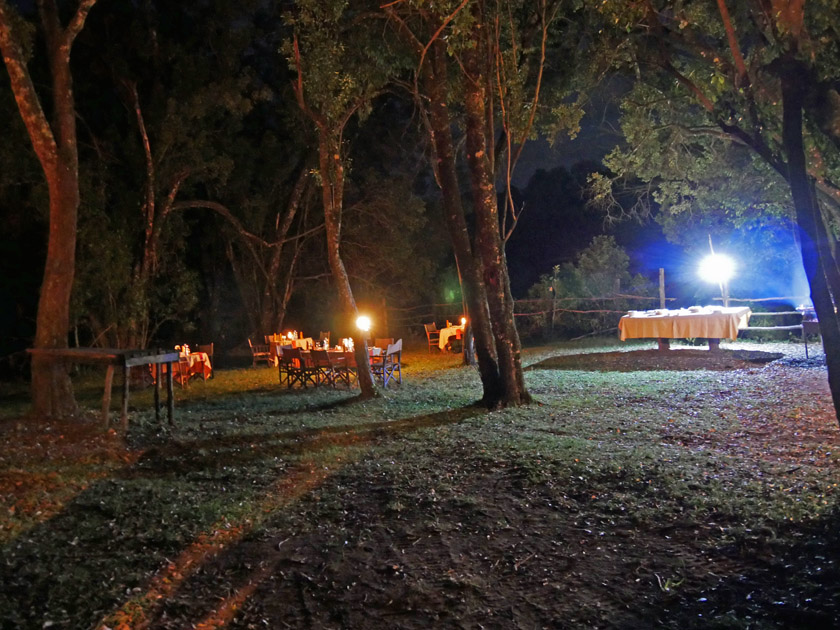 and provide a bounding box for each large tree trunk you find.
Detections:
[31,163,79,417]
[318,130,376,399]
[0,0,98,418]
[424,40,503,405]
[462,46,530,407]
[781,56,840,425]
